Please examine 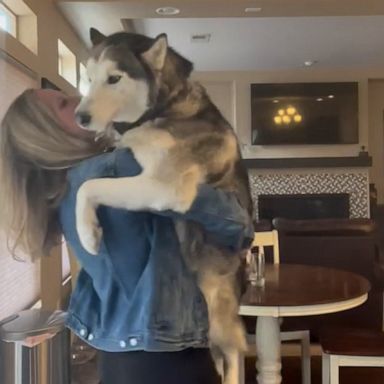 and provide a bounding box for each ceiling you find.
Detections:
[57,0,384,71]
